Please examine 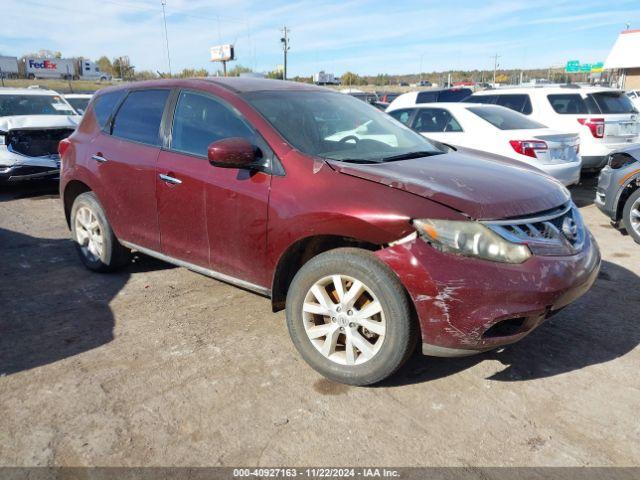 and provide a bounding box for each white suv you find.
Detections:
[466,86,640,170]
